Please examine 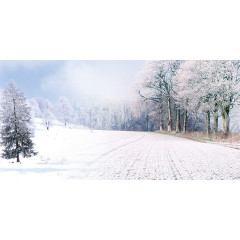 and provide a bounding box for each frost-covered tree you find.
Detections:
[194,61,222,135]
[56,97,74,126]
[211,61,240,134]
[29,98,42,118]
[176,60,240,135]
[43,99,55,130]
[35,97,46,117]
[175,61,205,133]
[176,61,220,135]
[136,60,181,132]
[0,82,37,163]
[31,98,56,130]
